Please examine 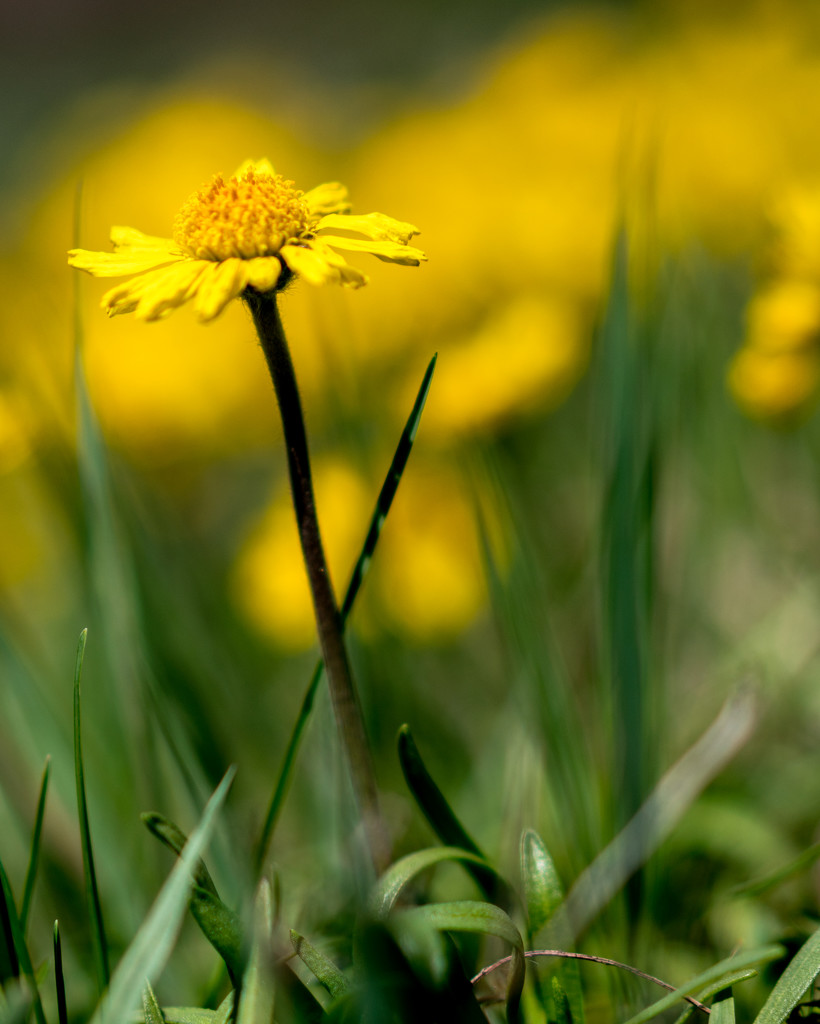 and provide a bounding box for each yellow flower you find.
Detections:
[67,158,426,322]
